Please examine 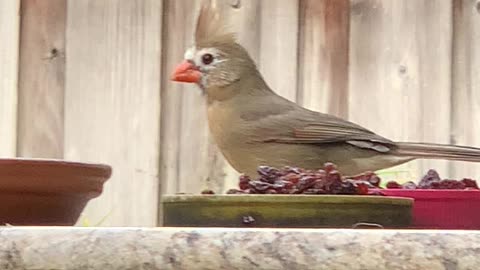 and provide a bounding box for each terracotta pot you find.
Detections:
[0,158,112,226]
[162,194,413,228]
